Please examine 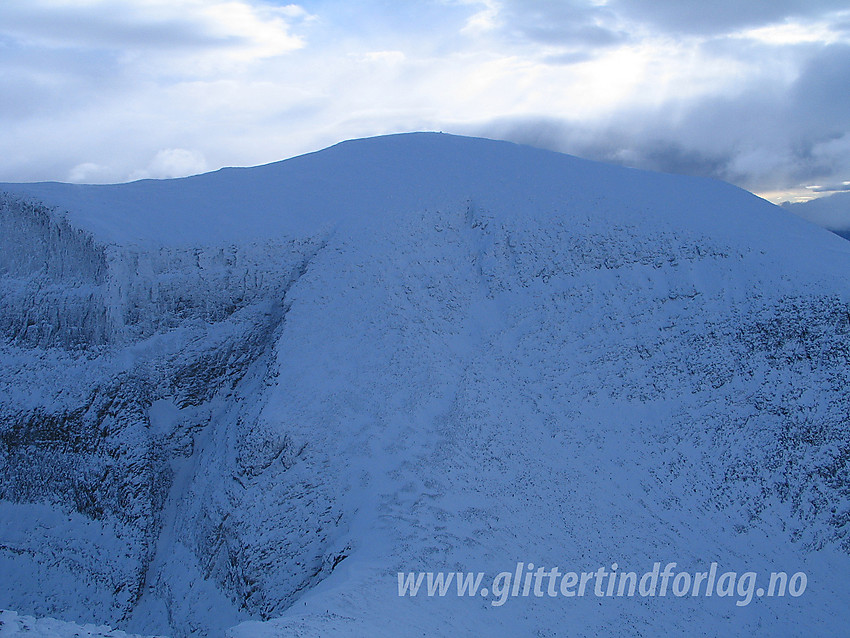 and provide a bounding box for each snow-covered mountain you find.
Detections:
[1,133,849,636]
[782,191,850,240]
